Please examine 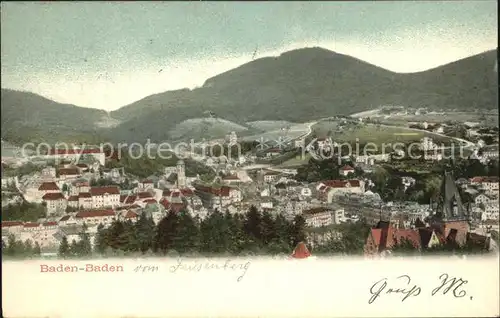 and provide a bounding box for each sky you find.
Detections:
[1,1,498,111]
